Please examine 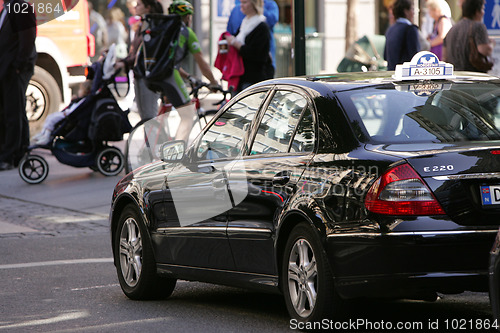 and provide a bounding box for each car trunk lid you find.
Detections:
[366,142,500,225]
